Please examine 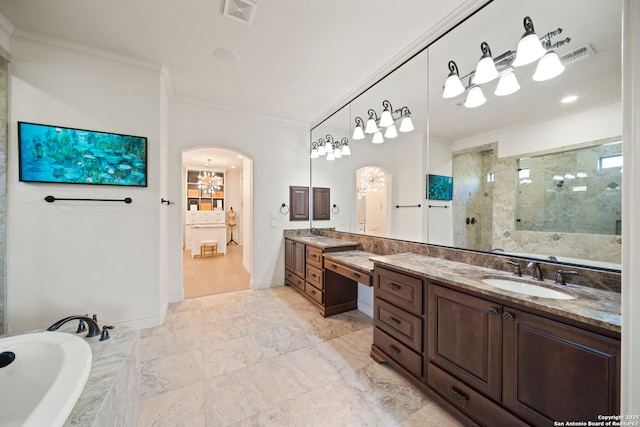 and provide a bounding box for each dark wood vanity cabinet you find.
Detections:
[371,267,426,382]
[502,308,620,425]
[284,238,357,317]
[427,283,620,427]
